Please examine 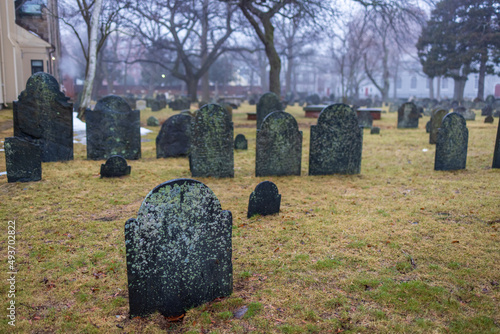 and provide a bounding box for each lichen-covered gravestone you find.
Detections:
[147,116,159,126]
[493,119,500,168]
[397,102,419,128]
[370,127,380,135]
[429,109,448,145]
[256,111,302,177]
[100,155,131,178]
[125,179,232,318]
[86,95,141,160]
[357,110,373,128]
[309,104,362,175]
[4,137,41,183]
[435,112,468,171]
[247,181,281,218]
[13,72,73,162]
[256,92,283,130]
[156,113,191,158]
[234,134,248,150]
[190,104,234,177]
